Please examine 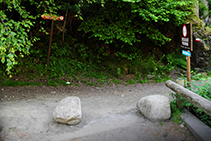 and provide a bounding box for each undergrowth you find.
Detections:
[0,40,186,86]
